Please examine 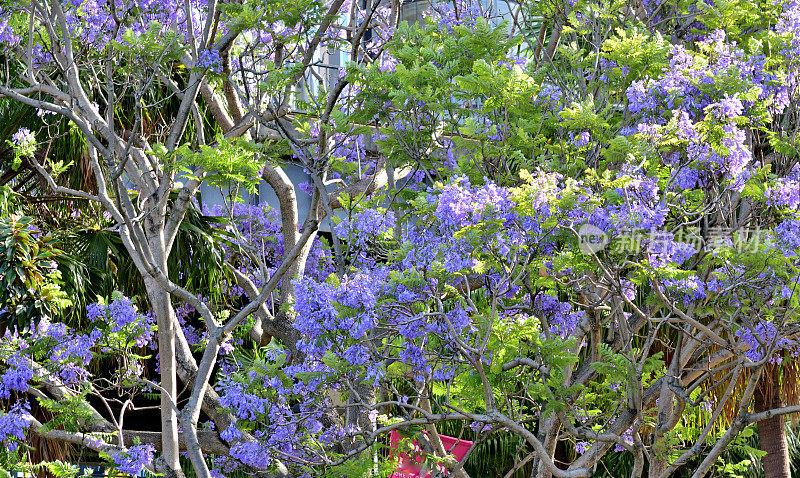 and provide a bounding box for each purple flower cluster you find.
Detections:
[175,302,205,346]
[1,319,97,386]
[435,177,513,228]
[88,295,152,343]
[59,0,204,49]
[576,168,666,236]
[379,53,399,72]
[661,276,707,306]
[48,328,101,382]
[205,202,334,289]
[109,444,155,475]
[572,131,591,148]
[295,268,387,342]
[218,381,268,421]
[709,94,744,119]
[735,321,793,363]
[429,0,490,33]
[230,441,272,469]
[10,128,34,147]
[400,177,531,272]
[622,30,789,190]
[645,232,697,268]
[214,349,338,471]
[198,49,223,73]
[534,84,564,110]
[575,441,590,455]
[776,1,800,107]
[773,219,800,256]
[0,354,34,398]
[334,209,395,246]
[0,14,21,46]
[767,165,800,209]
[614,430,634,452]
[534,293,584,338]
[0,401,31,452]
[1,295,157,389]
